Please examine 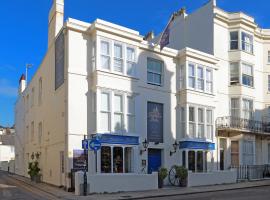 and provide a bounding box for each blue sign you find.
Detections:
[94,134,139,145]
[89,139,101,151]
[179,141,215,150]
[82,140,88,149]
